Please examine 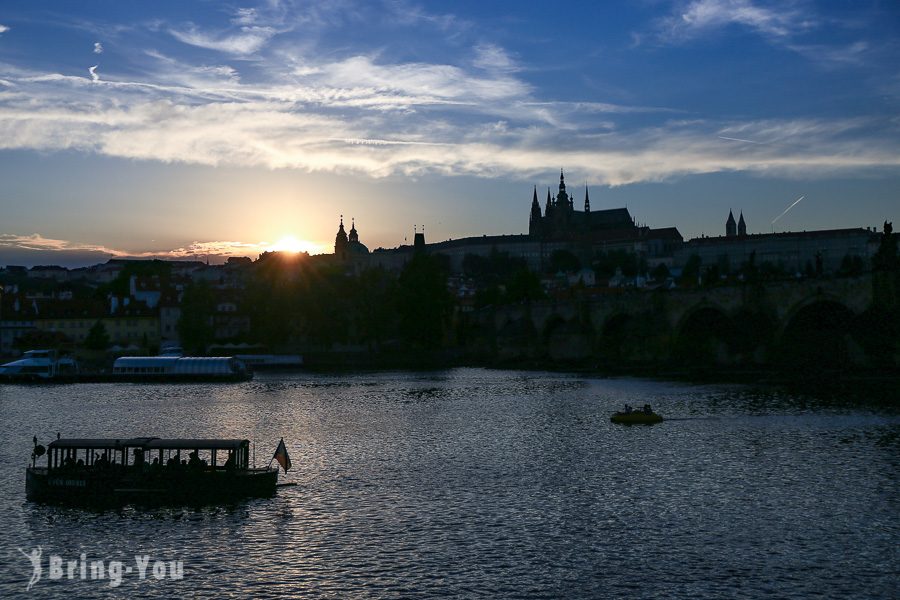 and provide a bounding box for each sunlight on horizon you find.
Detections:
[266,235,328,255]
